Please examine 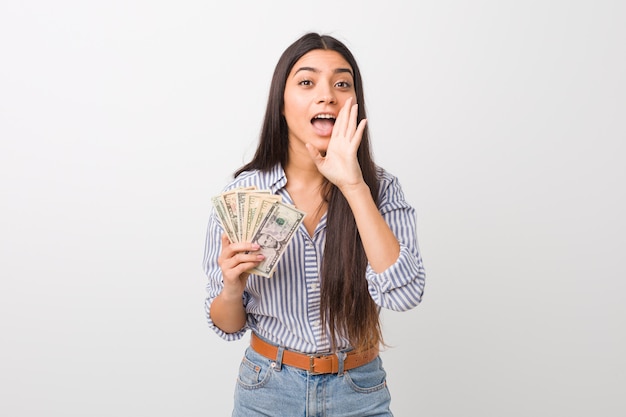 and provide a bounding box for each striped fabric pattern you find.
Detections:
[203,164,425,353]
